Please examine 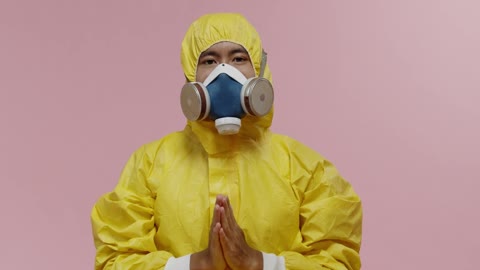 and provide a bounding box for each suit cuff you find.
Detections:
[165,254,190,270]
[263,252,285,270]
